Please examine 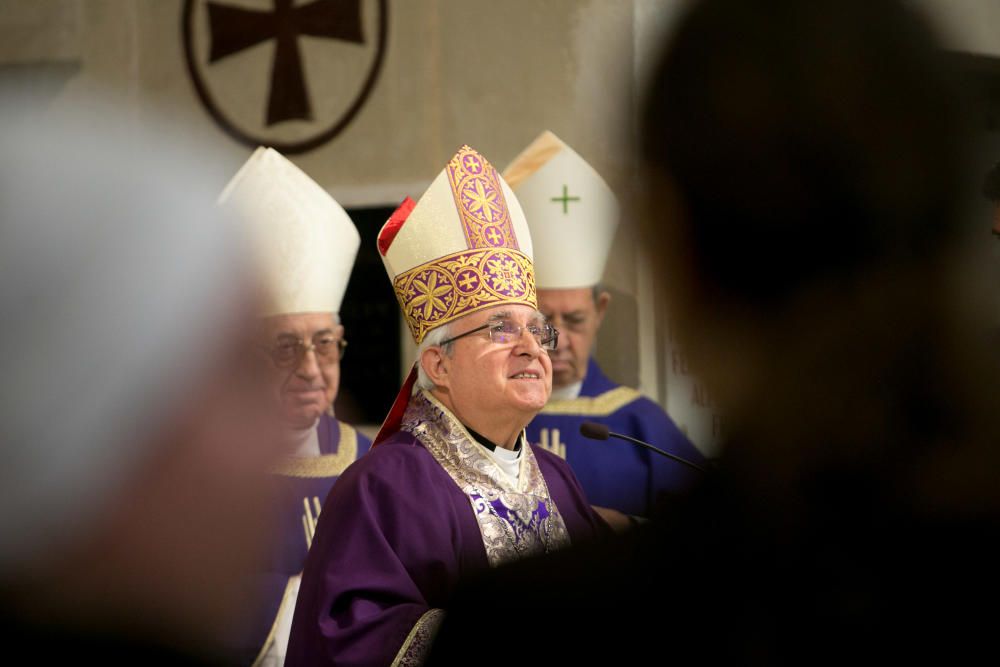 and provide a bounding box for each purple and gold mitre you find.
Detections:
[378,145,537,343]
